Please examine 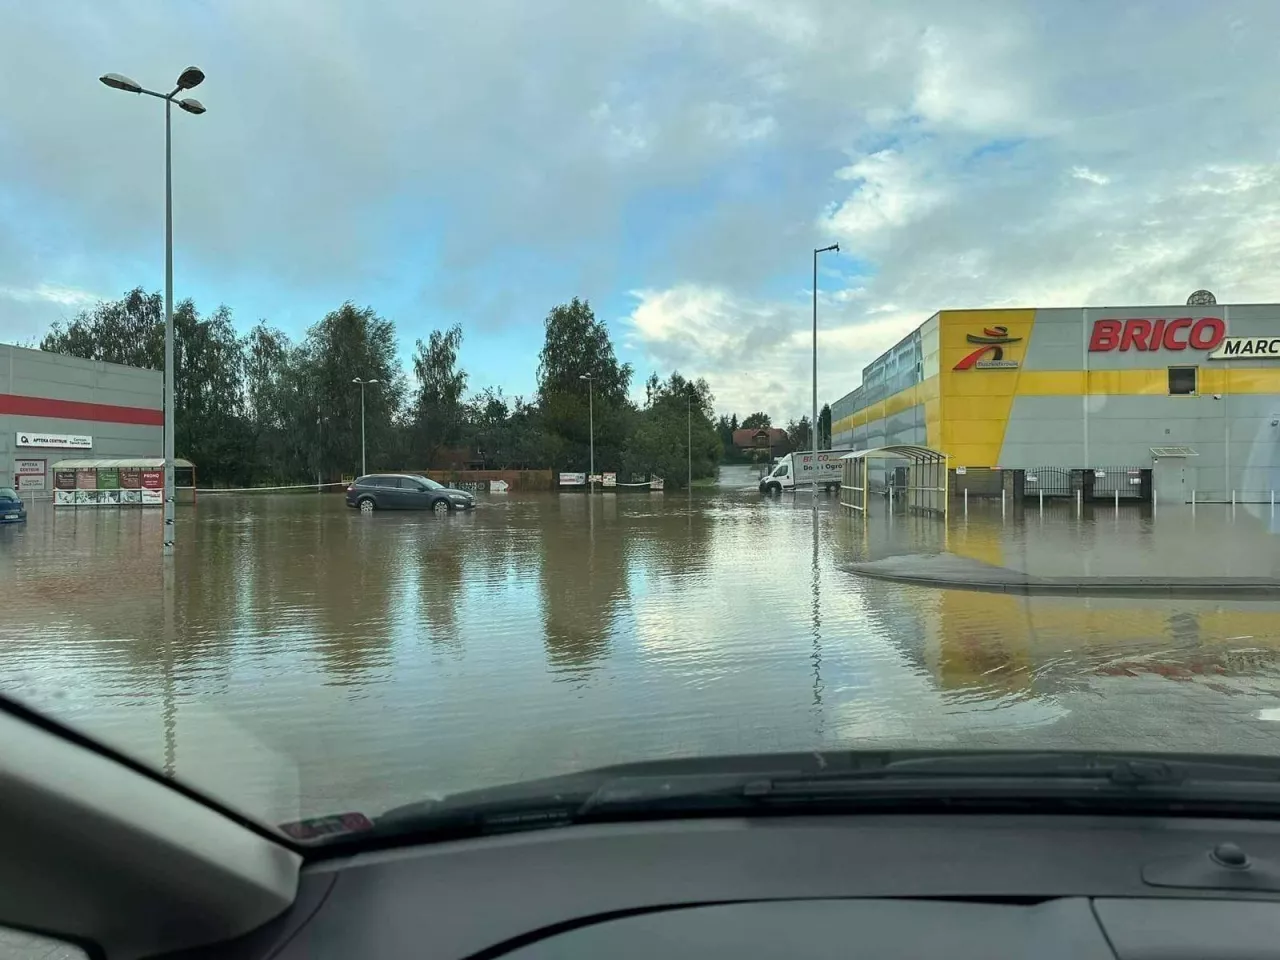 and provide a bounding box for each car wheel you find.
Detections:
[432,499,450,515]
[358,497,376,513]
